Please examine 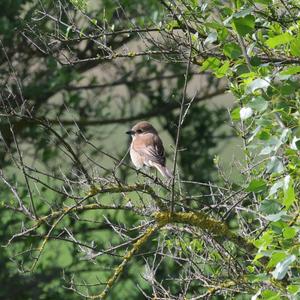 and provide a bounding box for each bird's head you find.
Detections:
[126,121,158,137]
